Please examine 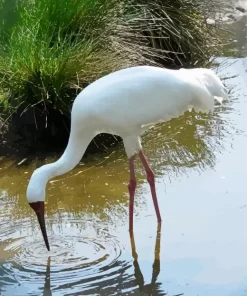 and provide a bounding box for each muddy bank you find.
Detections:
[0,105,121,161]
